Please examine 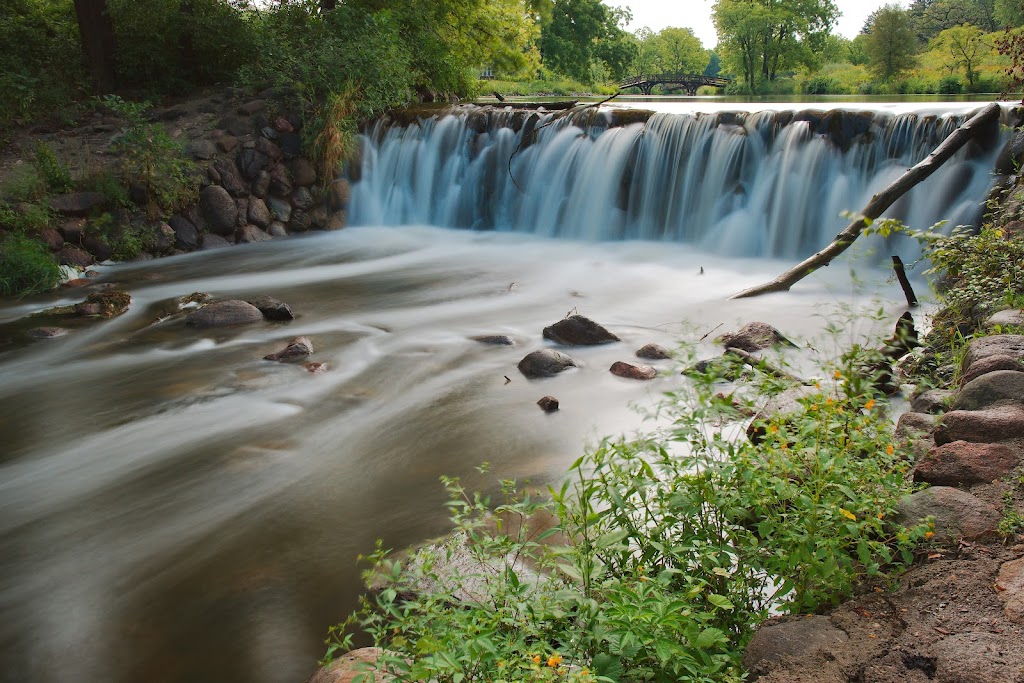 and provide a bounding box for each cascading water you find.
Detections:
[350,105,1007,257]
